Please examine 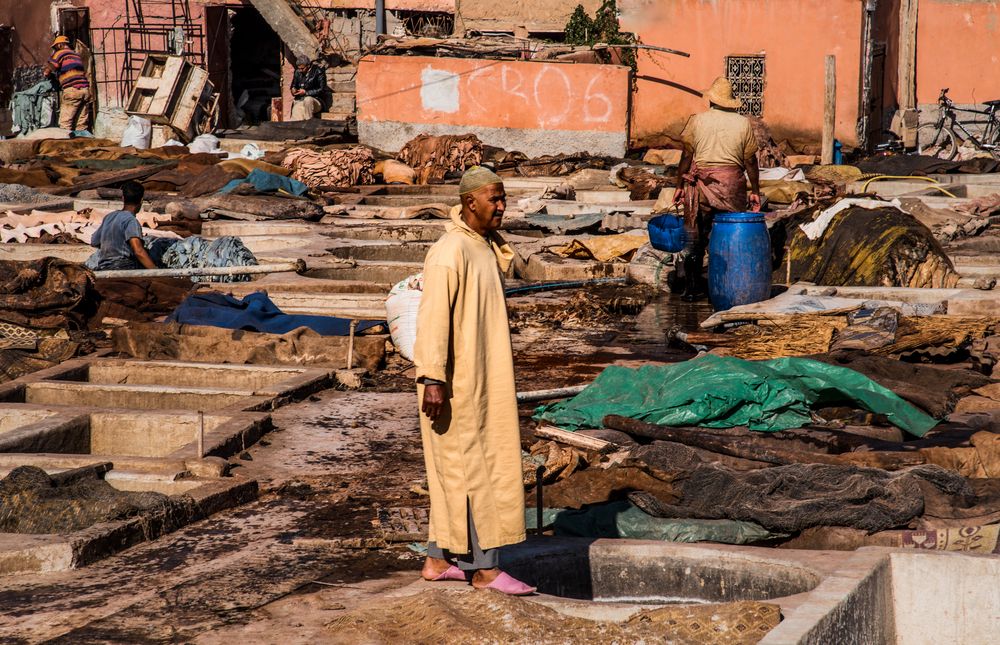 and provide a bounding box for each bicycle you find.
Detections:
[917,88,1000,160]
